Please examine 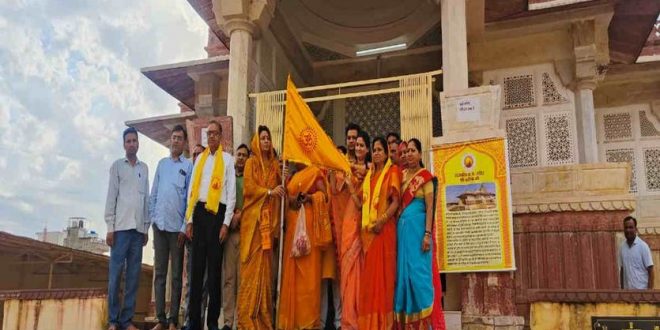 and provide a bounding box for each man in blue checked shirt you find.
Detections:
[149,125,193,330]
